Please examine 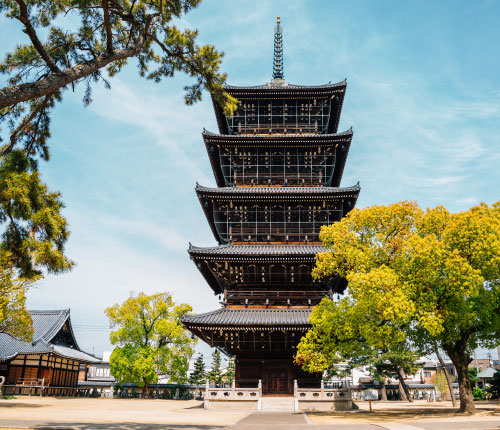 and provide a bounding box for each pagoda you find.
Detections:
[182,17,360,395]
